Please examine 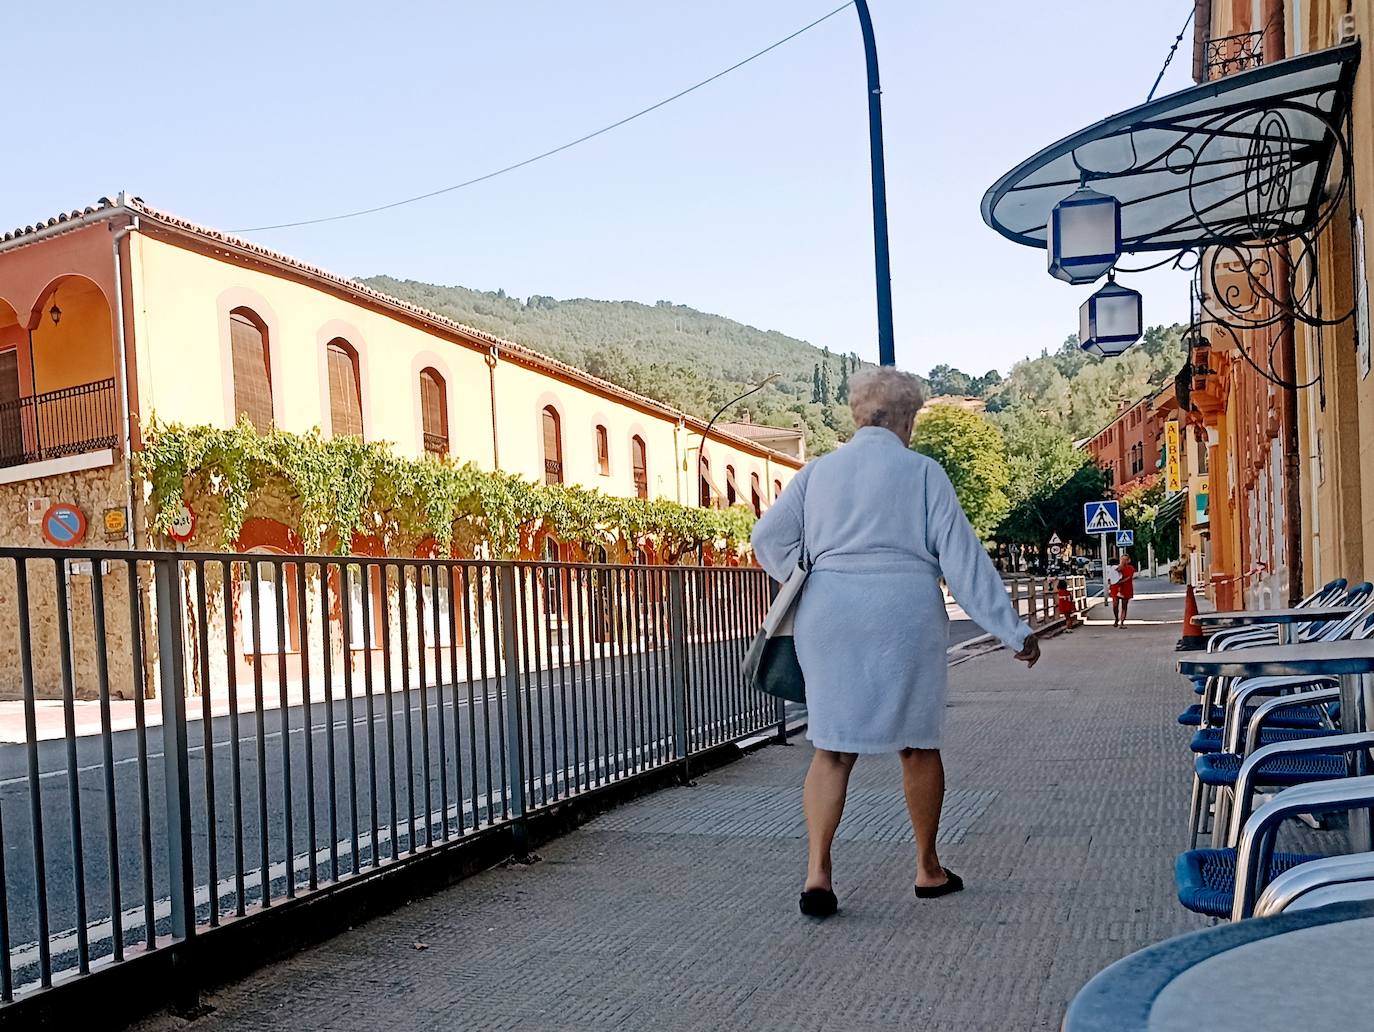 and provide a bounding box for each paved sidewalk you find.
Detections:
[137,581,1205,1032]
